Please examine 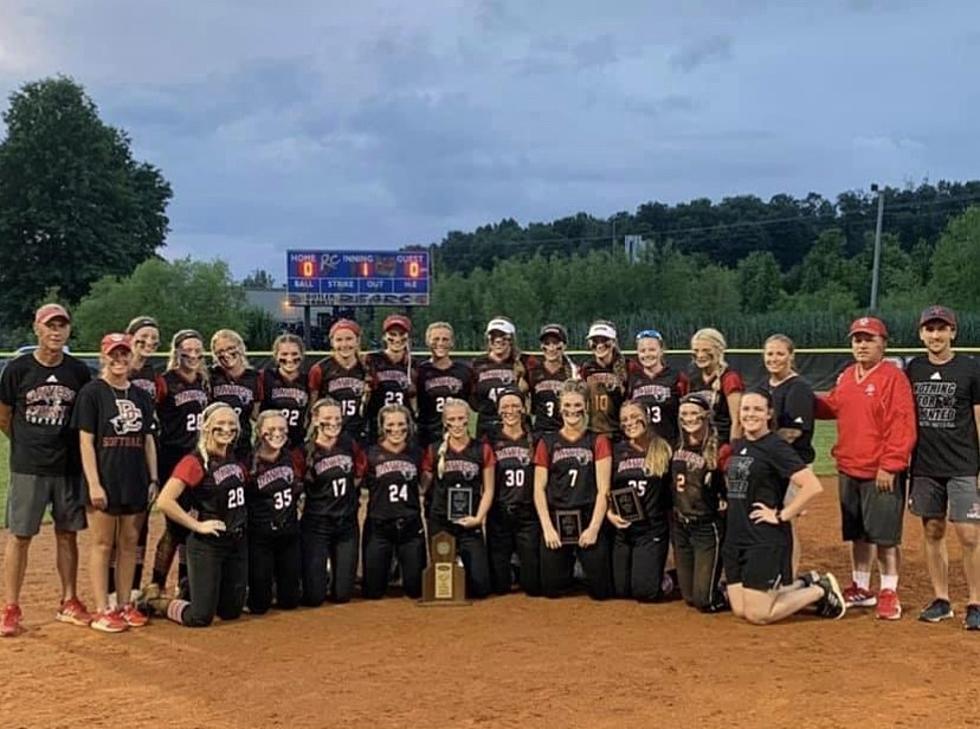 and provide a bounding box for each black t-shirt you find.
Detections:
[258,368,310,449]
[71,380,157,494]
[173,453,248,534]
[364,444,428,521]
[527,357,572,434]
[490,431,535,507]
[907,354,980,477]
[247,449,302,534]
[533,431,611,510]
[670,442,729,518]
[210,366,260,452]
[364,351,417,426]
[0,353,91,476]
[415,360,473,440]
[626,363,687,443]
[308,358,367,441]
[611,439,670,522]
[759,375,815,464]
[724,432,804,548]
[305,435,366,519]
[155,371,209,454]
